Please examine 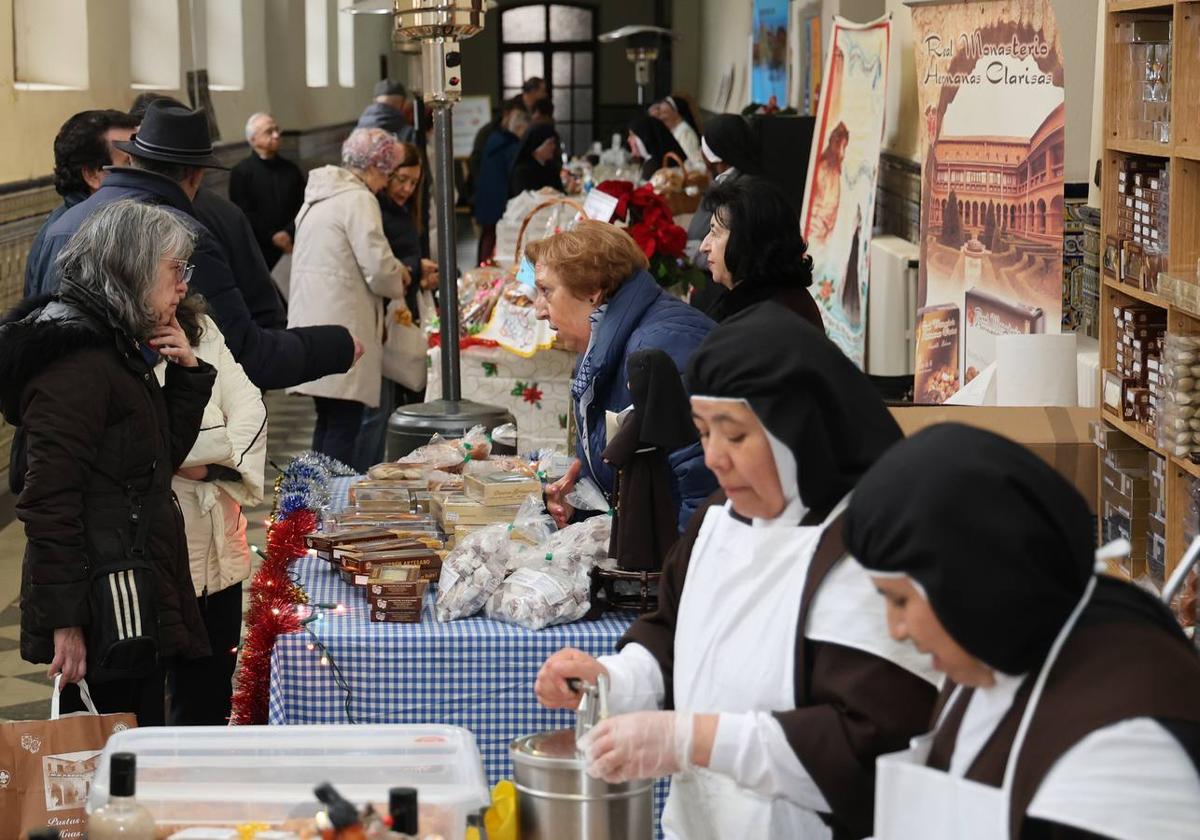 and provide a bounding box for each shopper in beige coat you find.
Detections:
[157,301,267,725]
[287,127,412,469]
